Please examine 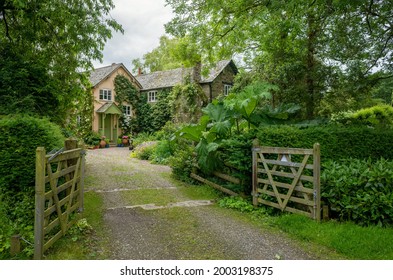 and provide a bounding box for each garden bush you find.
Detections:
[0,115,64,258]
[130,142,157,160]
[168,145,196,183]
[321,158,393,227]
[332,104,393,128]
